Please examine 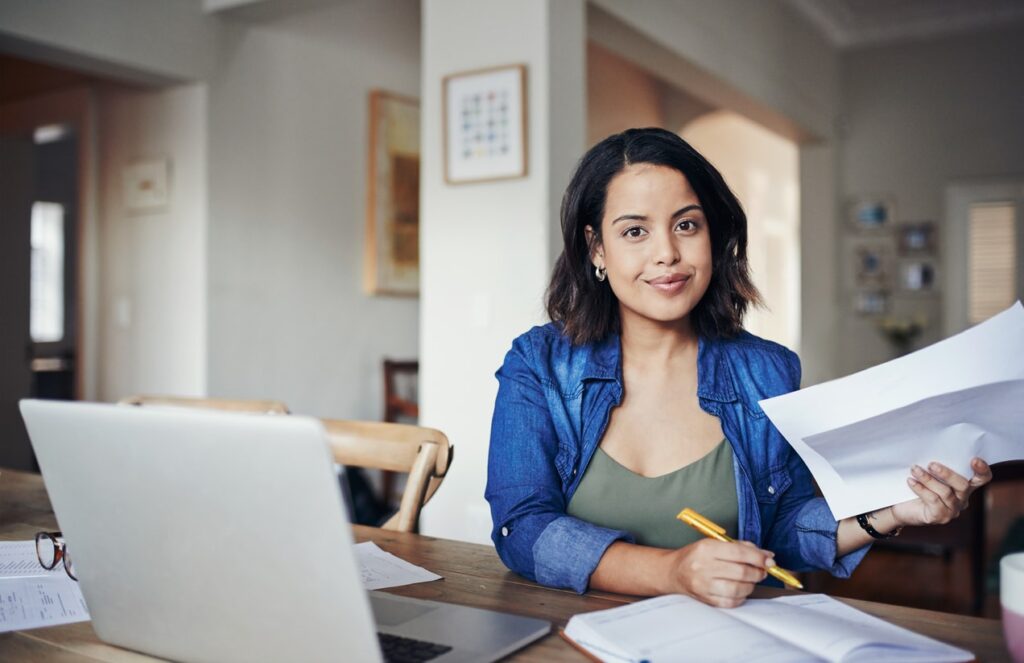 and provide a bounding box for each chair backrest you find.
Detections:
[118,395,290,415]
[320,419,452,533]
